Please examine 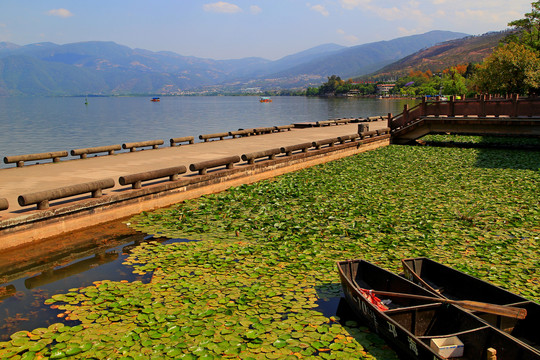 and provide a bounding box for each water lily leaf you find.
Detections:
[49,349,66,359]
[272,339,287,349]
